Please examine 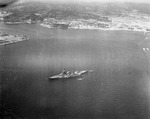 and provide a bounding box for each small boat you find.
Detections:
[48,70,93,80]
